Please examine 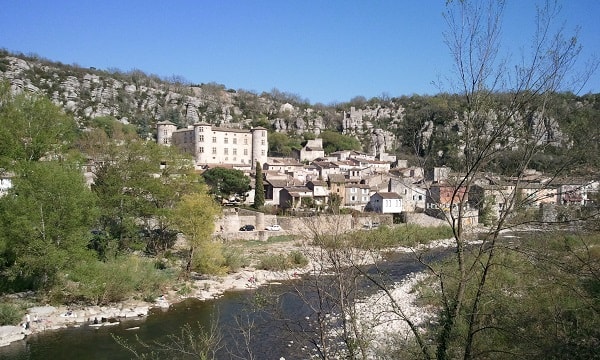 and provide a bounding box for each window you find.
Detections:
[198,127,204,132]
[212,147,217,155]
[244,138,248,145]
[163,138,168,144]
[233,138,237,144]
[212,137,217,143]
[244,149,248,155]
[351,196,356,201]
[224,138,229,144]
[262,131,265,137]
[362,196,368,202]
[199,147,204,153]
[199,135,204,142]
[351,188,357,193]
[224,148,229,155]
[261,150,265,156]
[362,189,368,194]
[233,149,237,155]
[261,139,265,145]
[163,129,167,135]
